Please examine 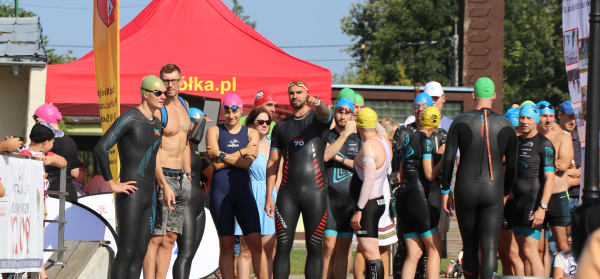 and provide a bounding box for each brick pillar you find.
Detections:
[460,0,505,113]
